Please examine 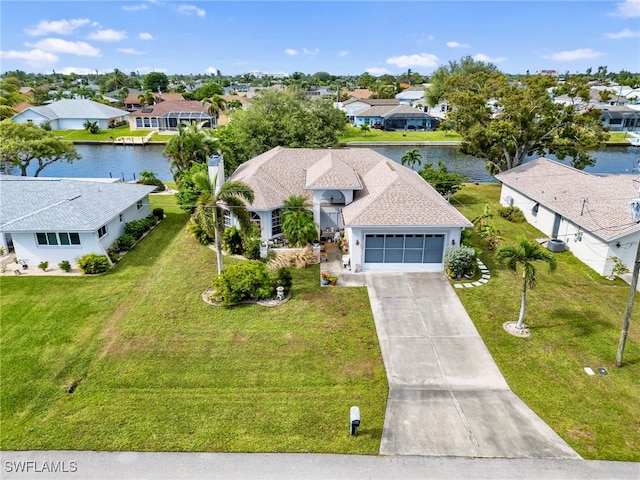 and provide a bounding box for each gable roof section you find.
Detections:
[305,153,362,190]
[129,100,210,117]
[495,158,640,242]
[15,99,128,120]
[0,177,156,232]
[229,147,472,228]
[354,104,434,119]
